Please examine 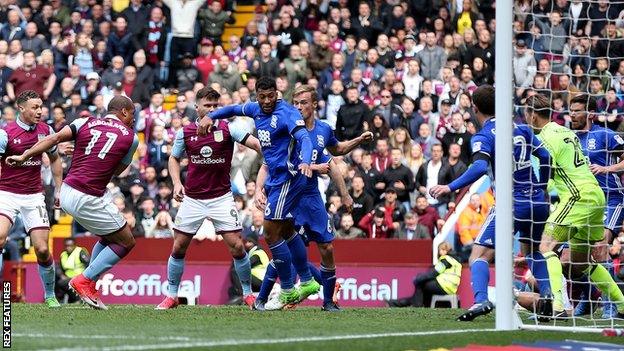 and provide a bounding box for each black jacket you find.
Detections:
[351,191,375,224]
[336,100,369,141]
[382,164,415,203]
[415,160,455,204]
[441,130,472,165]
